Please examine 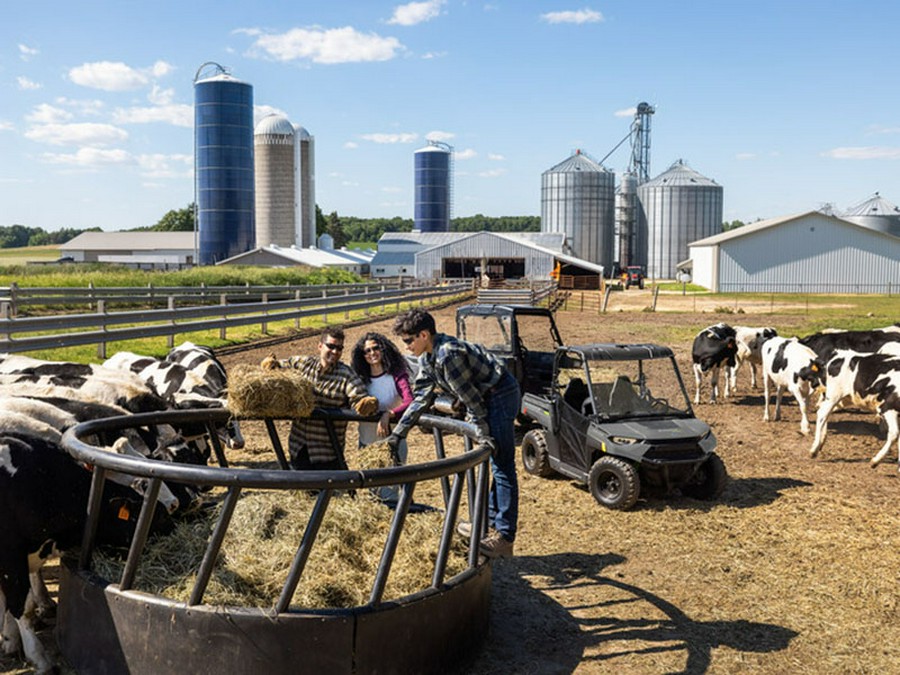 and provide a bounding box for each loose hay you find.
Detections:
[226,364,315,419]
[92,489,467,610]
[346,439,397,470]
